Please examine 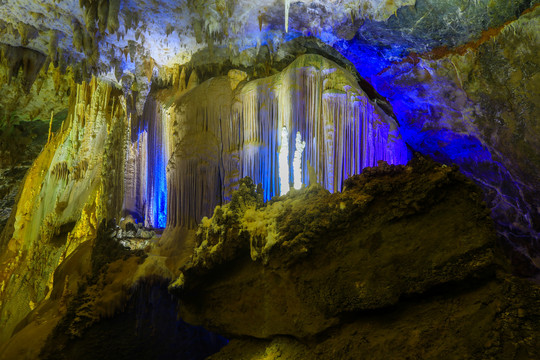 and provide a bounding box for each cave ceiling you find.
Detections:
[0,0,536,81]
